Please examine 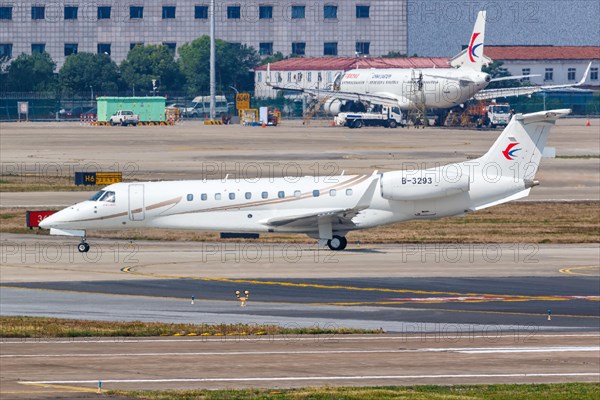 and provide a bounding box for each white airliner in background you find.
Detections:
[268,11,590,113]
[40,109,570,252]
